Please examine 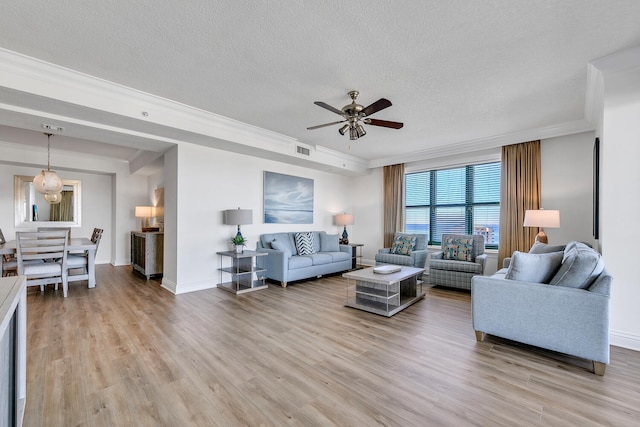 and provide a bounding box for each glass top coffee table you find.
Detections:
[343,266,425,317]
